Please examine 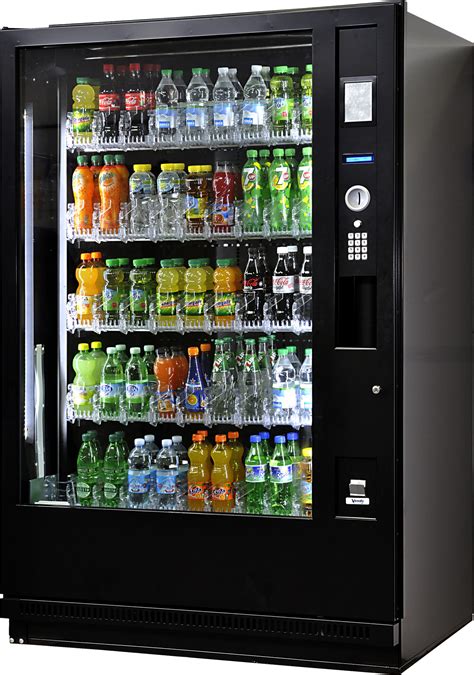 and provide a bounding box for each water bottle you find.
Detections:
[212,67,236,128]
[155,438,179,510]
[99,346,124,416]
[243,65,268,129]
[127,438,151,508]
[228,68,244,100]
[201,68,214,97]
[157,163,181,230]
[125,347,149,416]
[261,66,271,93]
[299,348,312,418]
[257,336,273,411]
[241,338,263,421]
[155,68,178,136]
[172,69,187,103]
[144,434,159,499]
[172,435,189,508]
[185,68,209,132]
[286,345,302,403]
[272,347,297,421]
